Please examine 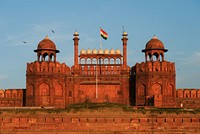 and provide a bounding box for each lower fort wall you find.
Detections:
[0,111,200,133]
